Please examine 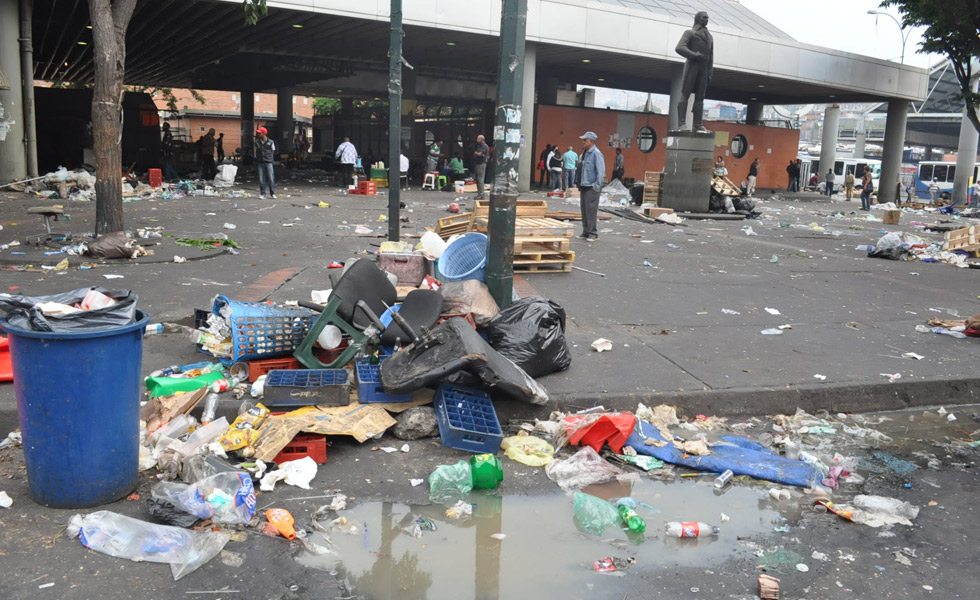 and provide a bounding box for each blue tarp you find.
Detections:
[625,422,821,488]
